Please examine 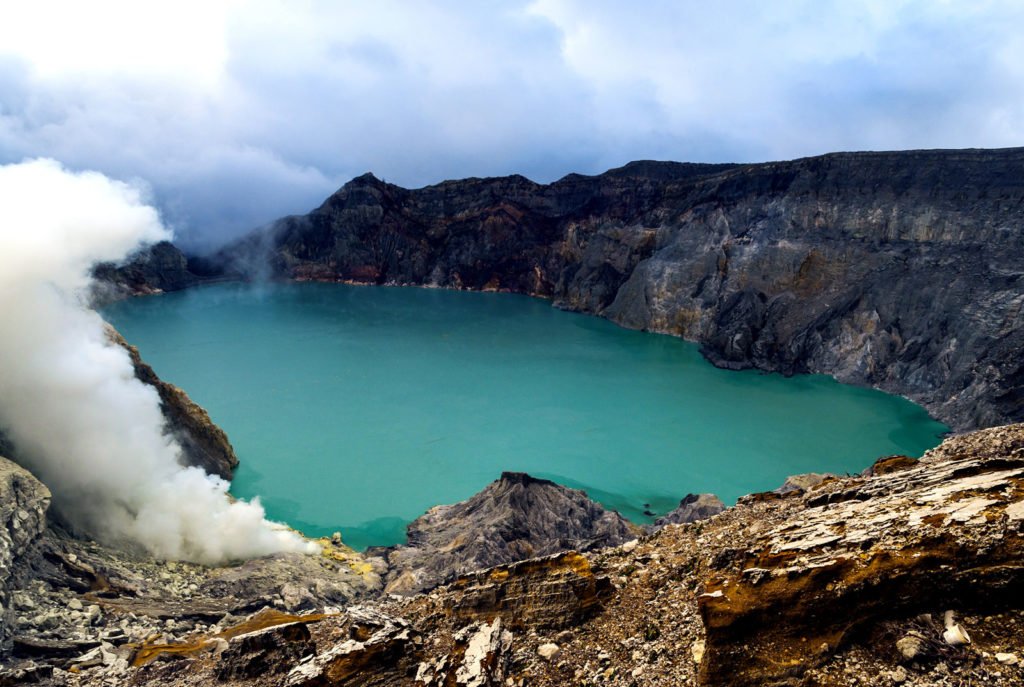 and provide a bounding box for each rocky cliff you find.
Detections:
[196,148,1024,431]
